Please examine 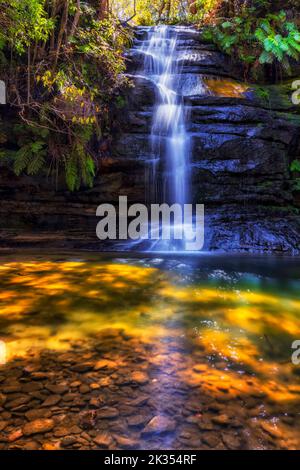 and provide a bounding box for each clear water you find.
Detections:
[0,253,300,449]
